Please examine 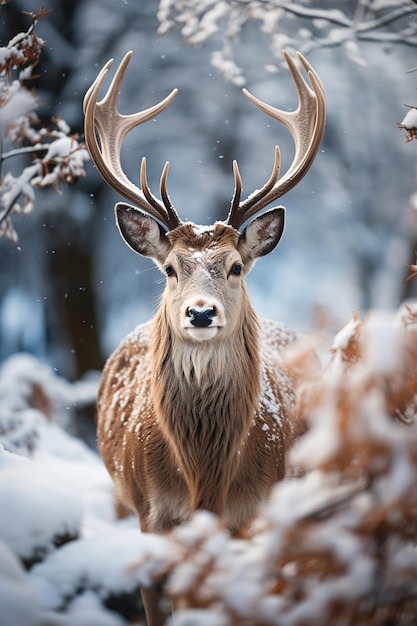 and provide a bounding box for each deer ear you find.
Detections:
[238,207,285,263]
[115,203,171,262]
